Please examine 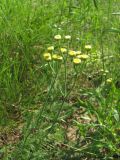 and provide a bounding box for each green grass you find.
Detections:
[0,0,120,159]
